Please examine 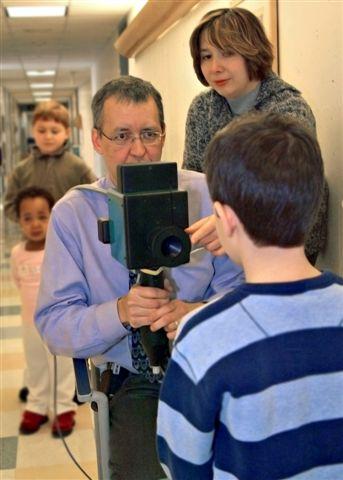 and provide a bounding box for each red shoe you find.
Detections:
[52,411,75,438]
[19,411,48,434]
